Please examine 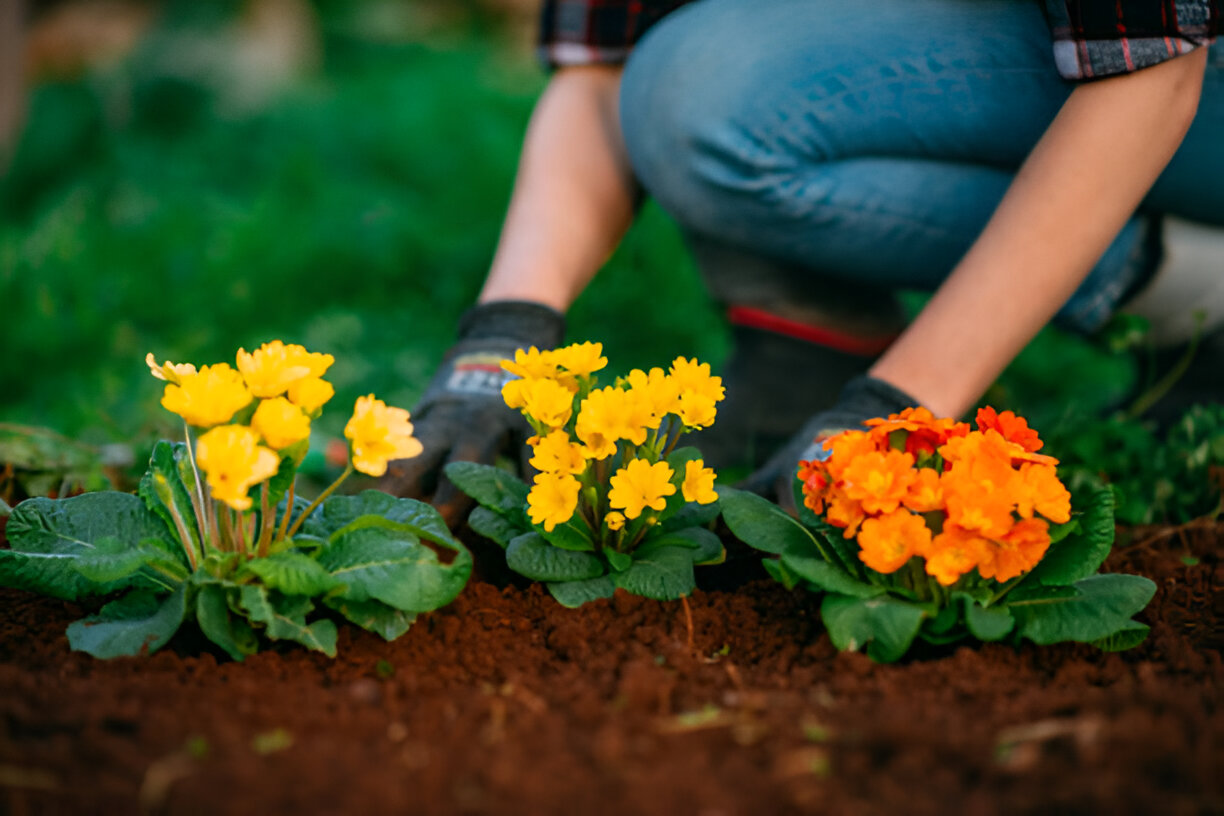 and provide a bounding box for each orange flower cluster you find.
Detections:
[799,407,1071,586]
